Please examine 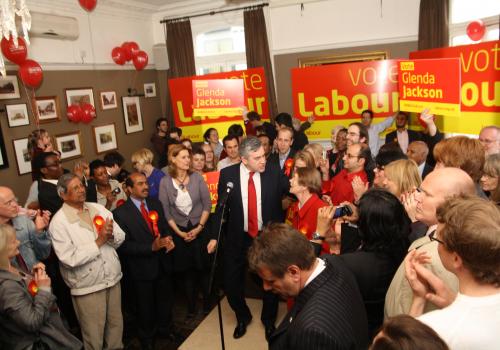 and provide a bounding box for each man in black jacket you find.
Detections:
[113,173,175,350]
[214,136,289,340]
[248,223,368,350]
